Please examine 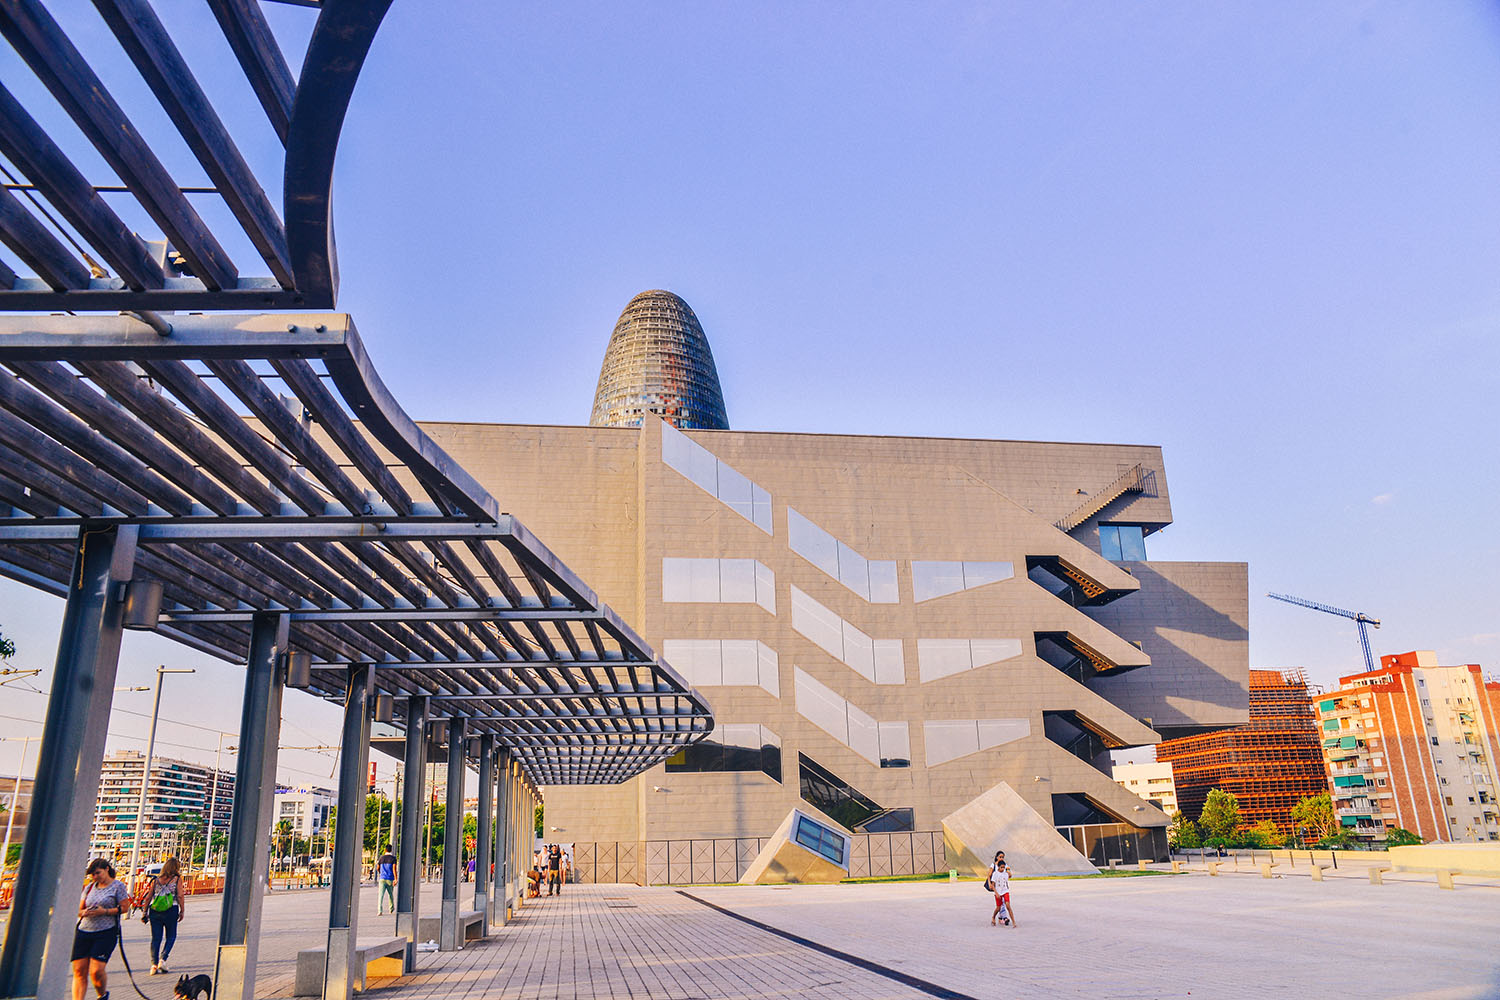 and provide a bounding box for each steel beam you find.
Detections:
[323,664,373,1000]
[213,612,287,1000]
[0,524,136,1000]
[395,695,427,969]
[473,734,494,933]
[439,717,467,951]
